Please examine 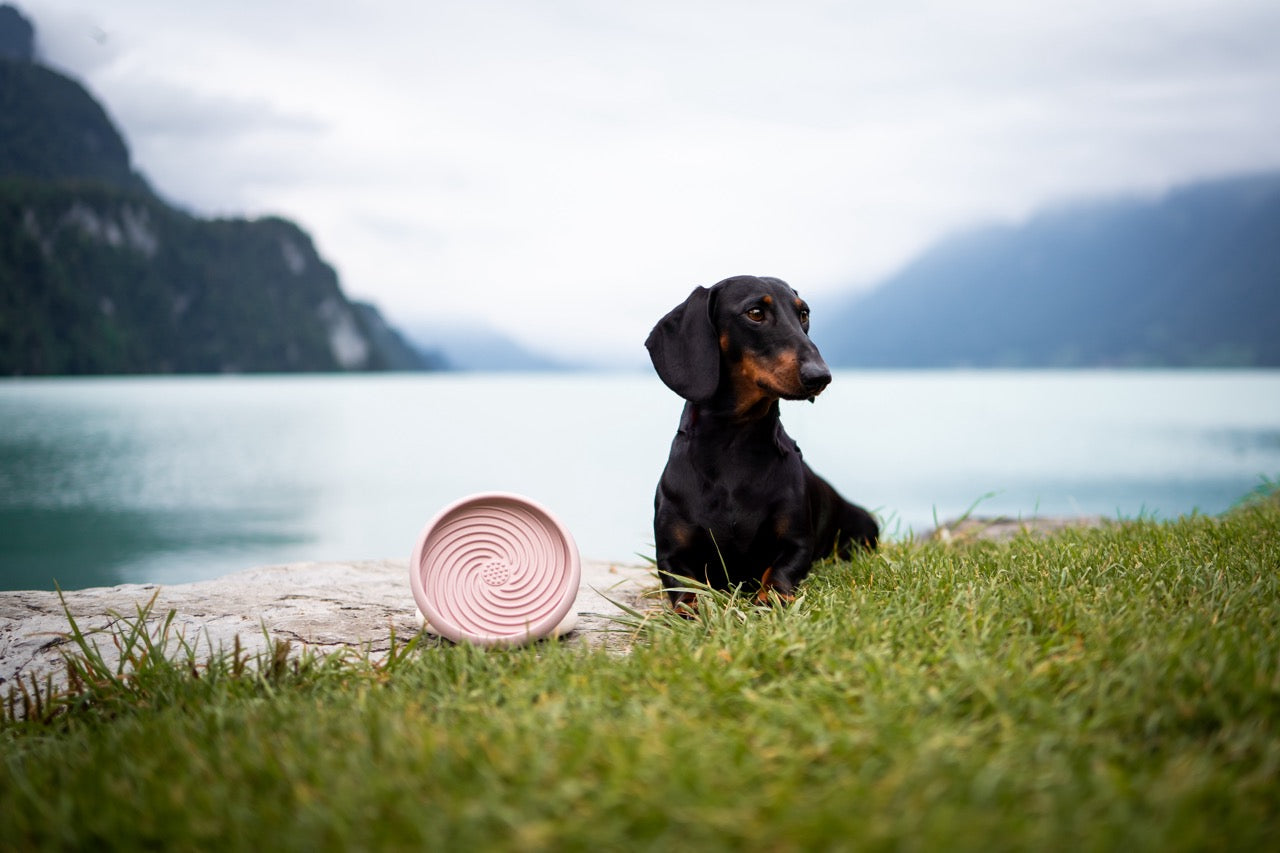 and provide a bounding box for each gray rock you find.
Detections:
[0,559,658,692]
[926,515,1108,543]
